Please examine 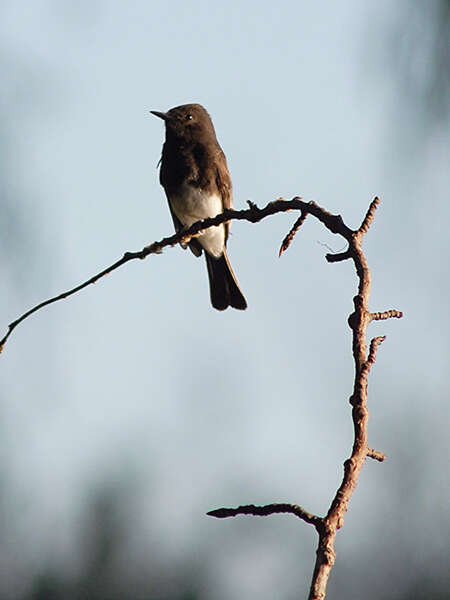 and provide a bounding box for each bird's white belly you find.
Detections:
[171,184,225,257]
